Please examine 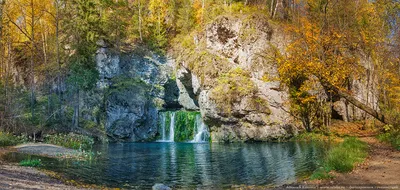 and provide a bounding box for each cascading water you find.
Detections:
[192,114,210,142]
[169,112,176,141]
[158,112,174,142]
[157,111,209,142]
[161,113,166,141]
